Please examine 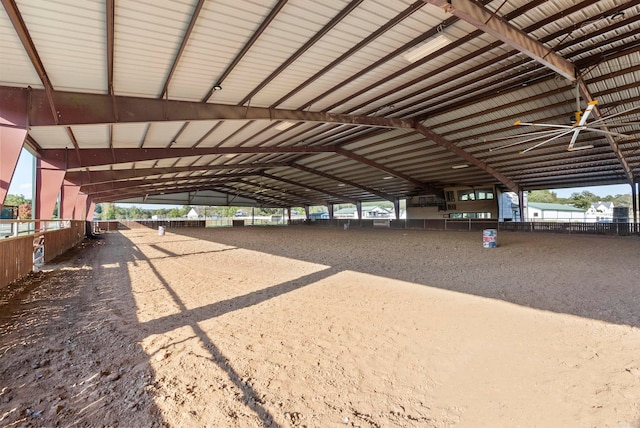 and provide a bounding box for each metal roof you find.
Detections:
[1,0,639,208]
